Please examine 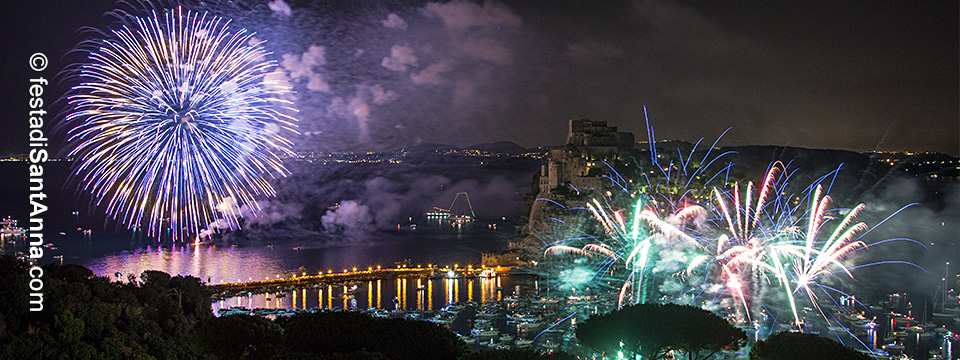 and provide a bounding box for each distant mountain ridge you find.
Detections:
[464,141,528,154]
[398,141,529,155]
